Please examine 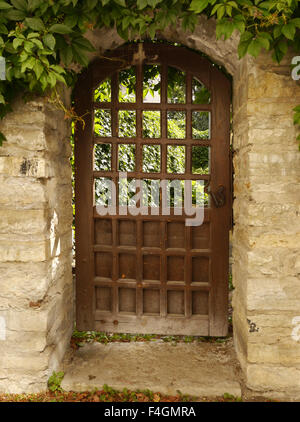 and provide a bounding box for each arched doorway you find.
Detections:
[74,42,231,336]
